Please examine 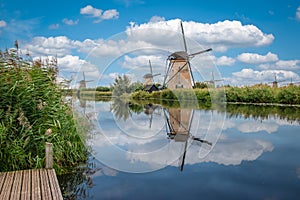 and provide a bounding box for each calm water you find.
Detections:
[59,99,300,200]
